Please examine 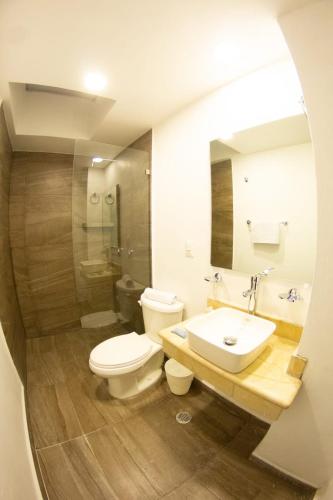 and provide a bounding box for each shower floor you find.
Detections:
[26,326,315,499]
